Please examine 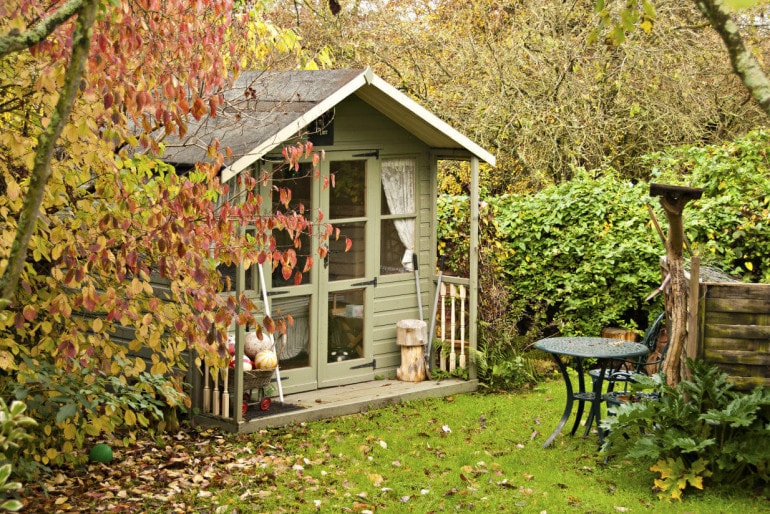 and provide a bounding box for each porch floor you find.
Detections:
[195,378,478,434]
